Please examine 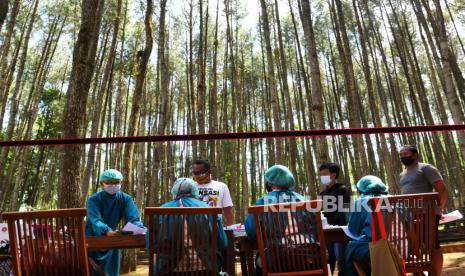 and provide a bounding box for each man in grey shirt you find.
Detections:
[399,145,448,276]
